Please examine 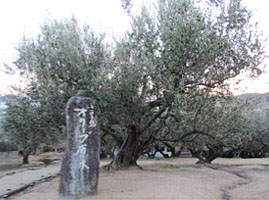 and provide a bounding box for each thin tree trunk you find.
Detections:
[172,149,181,158]
[22,153,29,164]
